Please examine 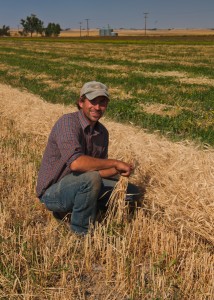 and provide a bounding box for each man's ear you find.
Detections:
[78,98,83,108]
